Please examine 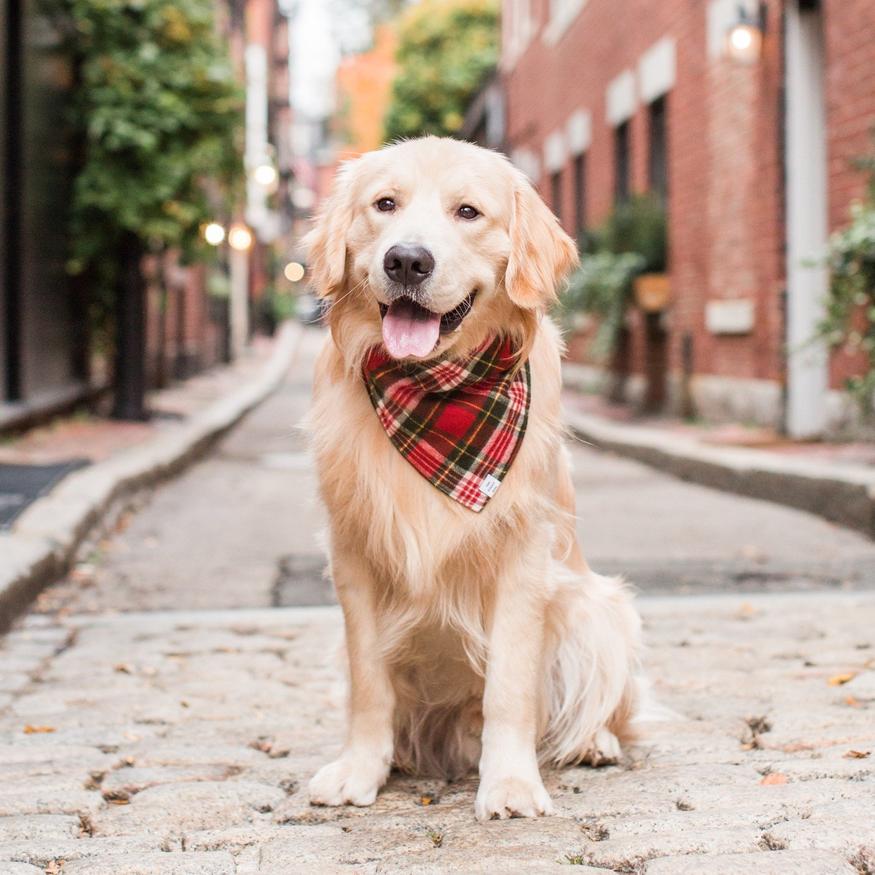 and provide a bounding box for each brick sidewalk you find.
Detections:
[0,337,277,468]
[1,591,873,873]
